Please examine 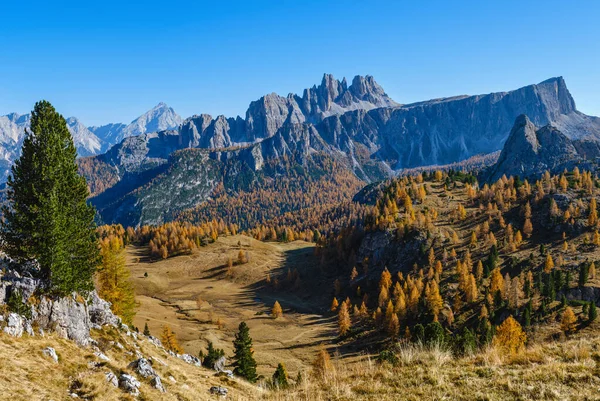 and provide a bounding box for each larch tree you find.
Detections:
[272,301,283,318]
[312,346,333,380]
[161,325,184,354]
[493,315,526,356]
[426,280,444,321]
[1,101,100,295]
[561,306,577,335]
[544,254,555,274]
[97,237,136,325]
[330,297,339,311]
[337,301,351,336]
